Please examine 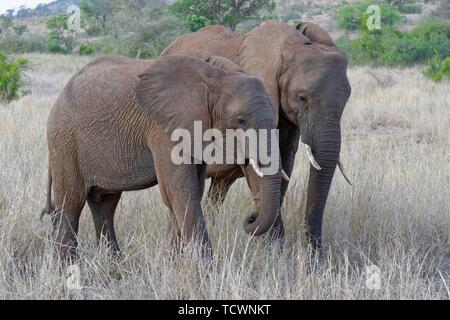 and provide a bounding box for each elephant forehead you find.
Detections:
[286,51,349,85]
[218,78,272,108]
